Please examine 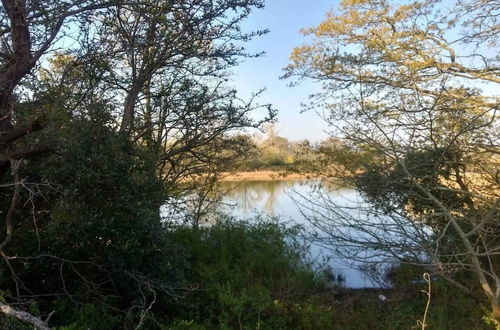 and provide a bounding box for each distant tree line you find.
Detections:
[237,124,348,173]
